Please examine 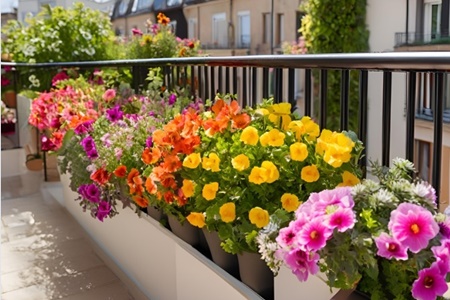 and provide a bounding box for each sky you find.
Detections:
[1,0,18,13]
